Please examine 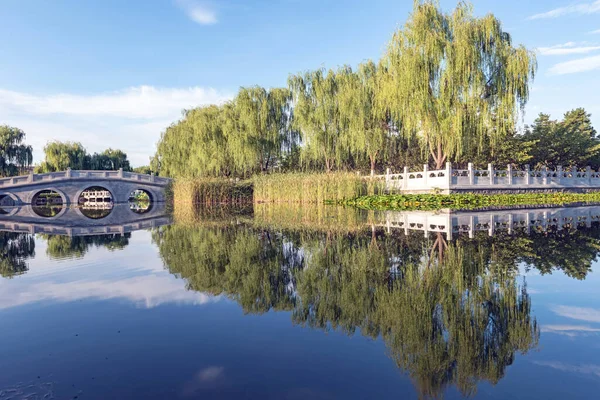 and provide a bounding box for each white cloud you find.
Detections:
[528,0,600,20]
[0,274,221,310]
[533,361,600,378]
[590,29,600,34]
[176,0,218,25]
[552,305,600,323]
[183,366,225,396]
[541,324,600,337]
[548,54,600,75]
[0,86,228,119]
[538,42,600,55]
[0,85,232,166]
